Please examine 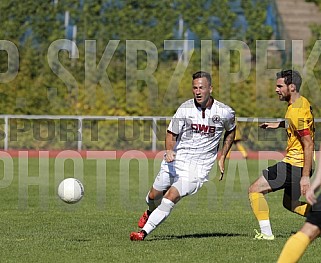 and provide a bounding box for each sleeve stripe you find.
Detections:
[297,128,310,137]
